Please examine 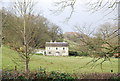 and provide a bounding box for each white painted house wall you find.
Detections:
[45,42,69,56]
[46,47,68,56]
